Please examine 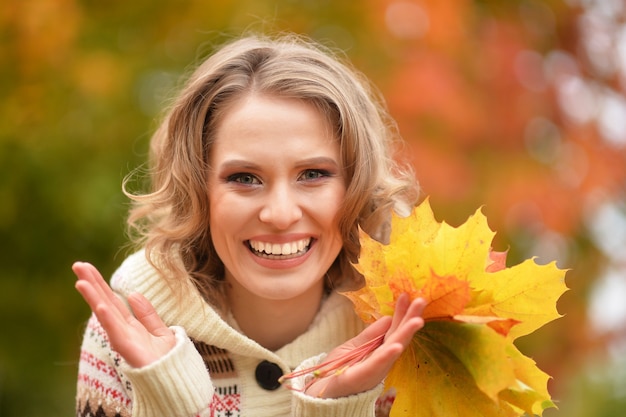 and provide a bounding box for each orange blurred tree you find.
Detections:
[360,3,626,413]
